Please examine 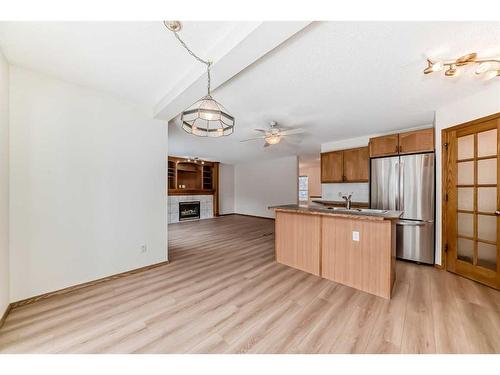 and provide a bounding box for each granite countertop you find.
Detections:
[269,204,402,221]
[311,199,369,207]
